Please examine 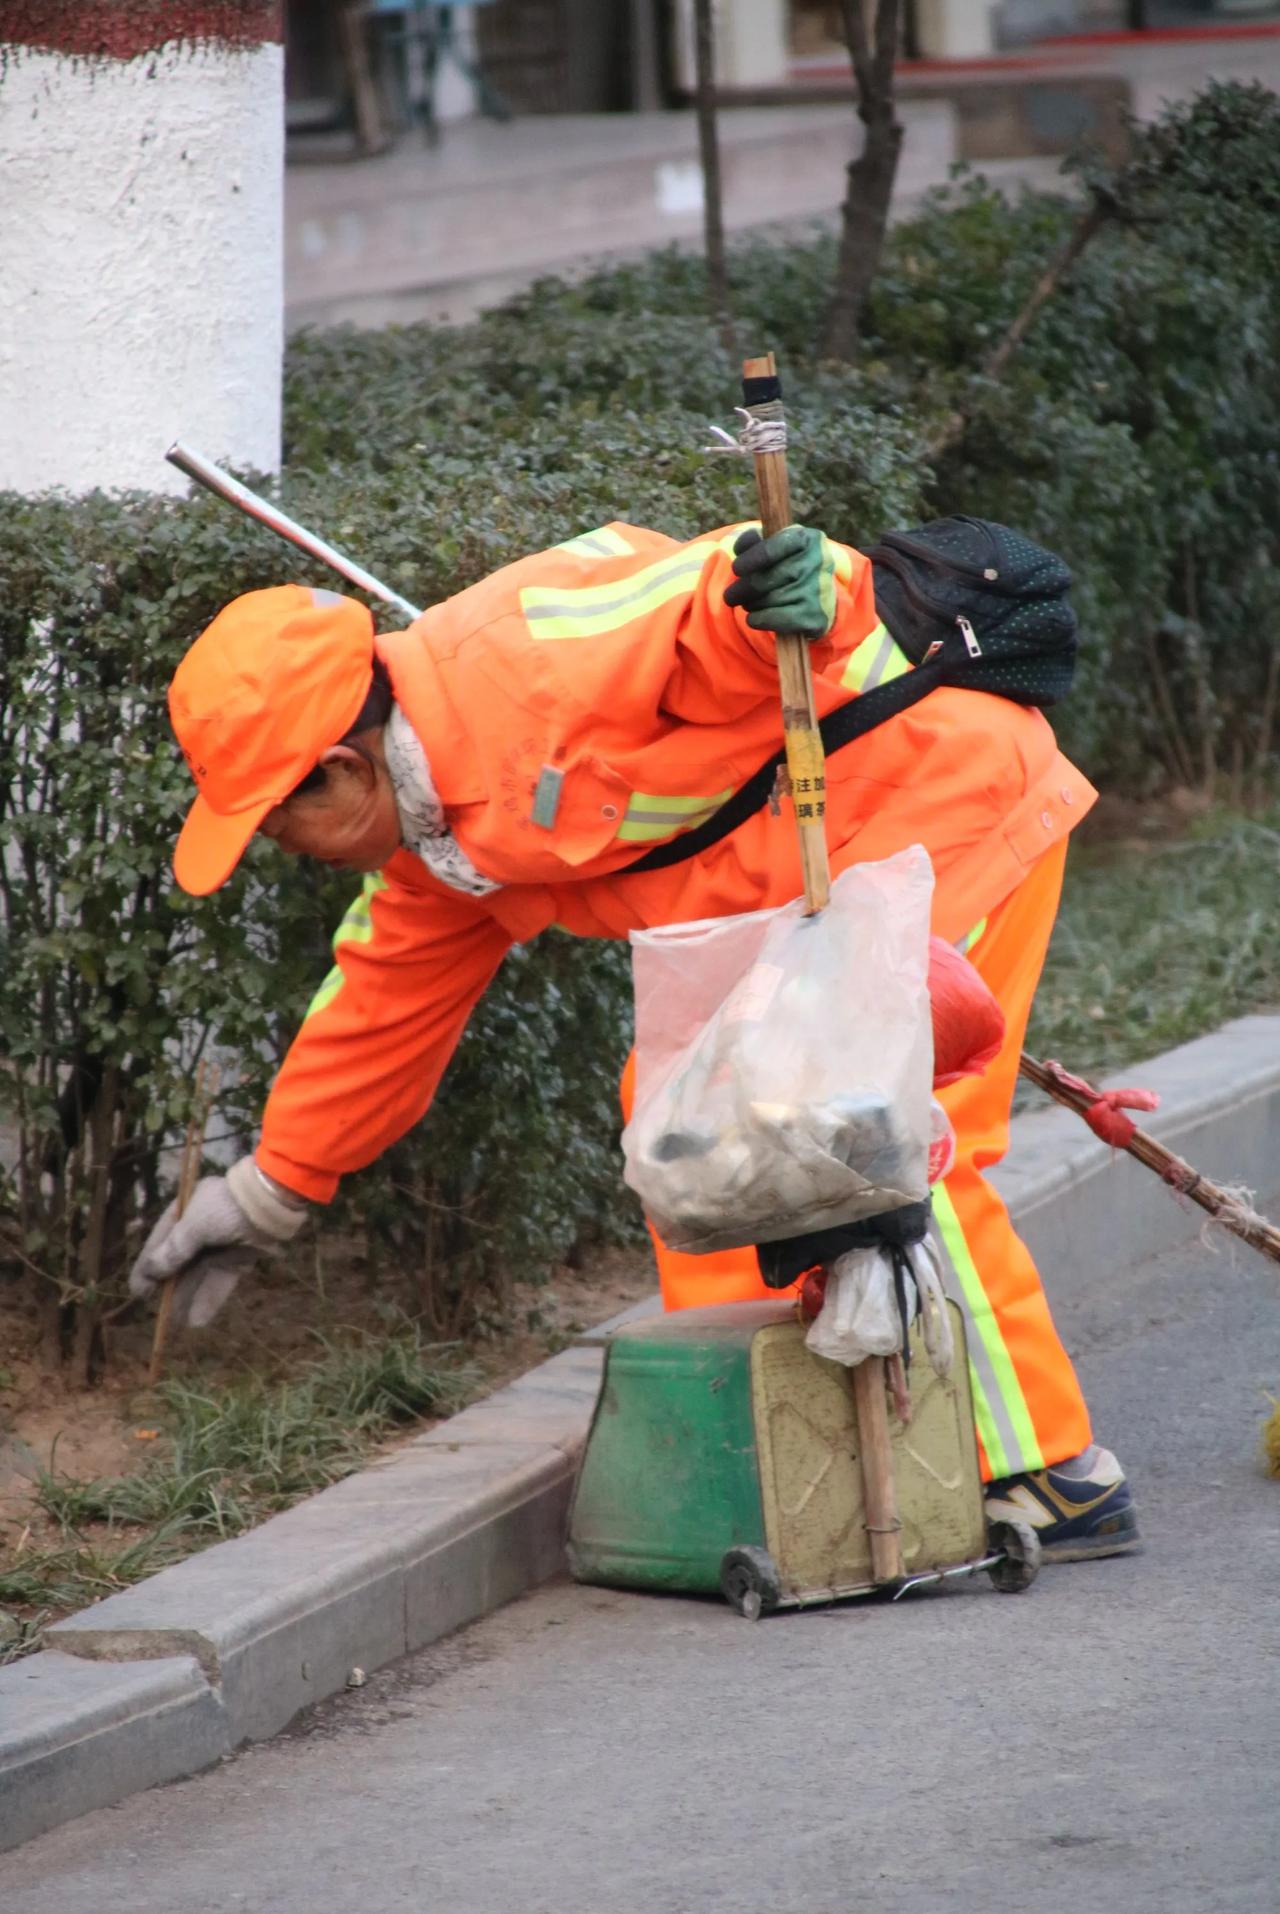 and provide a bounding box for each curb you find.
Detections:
[4,1014,1279,1851]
